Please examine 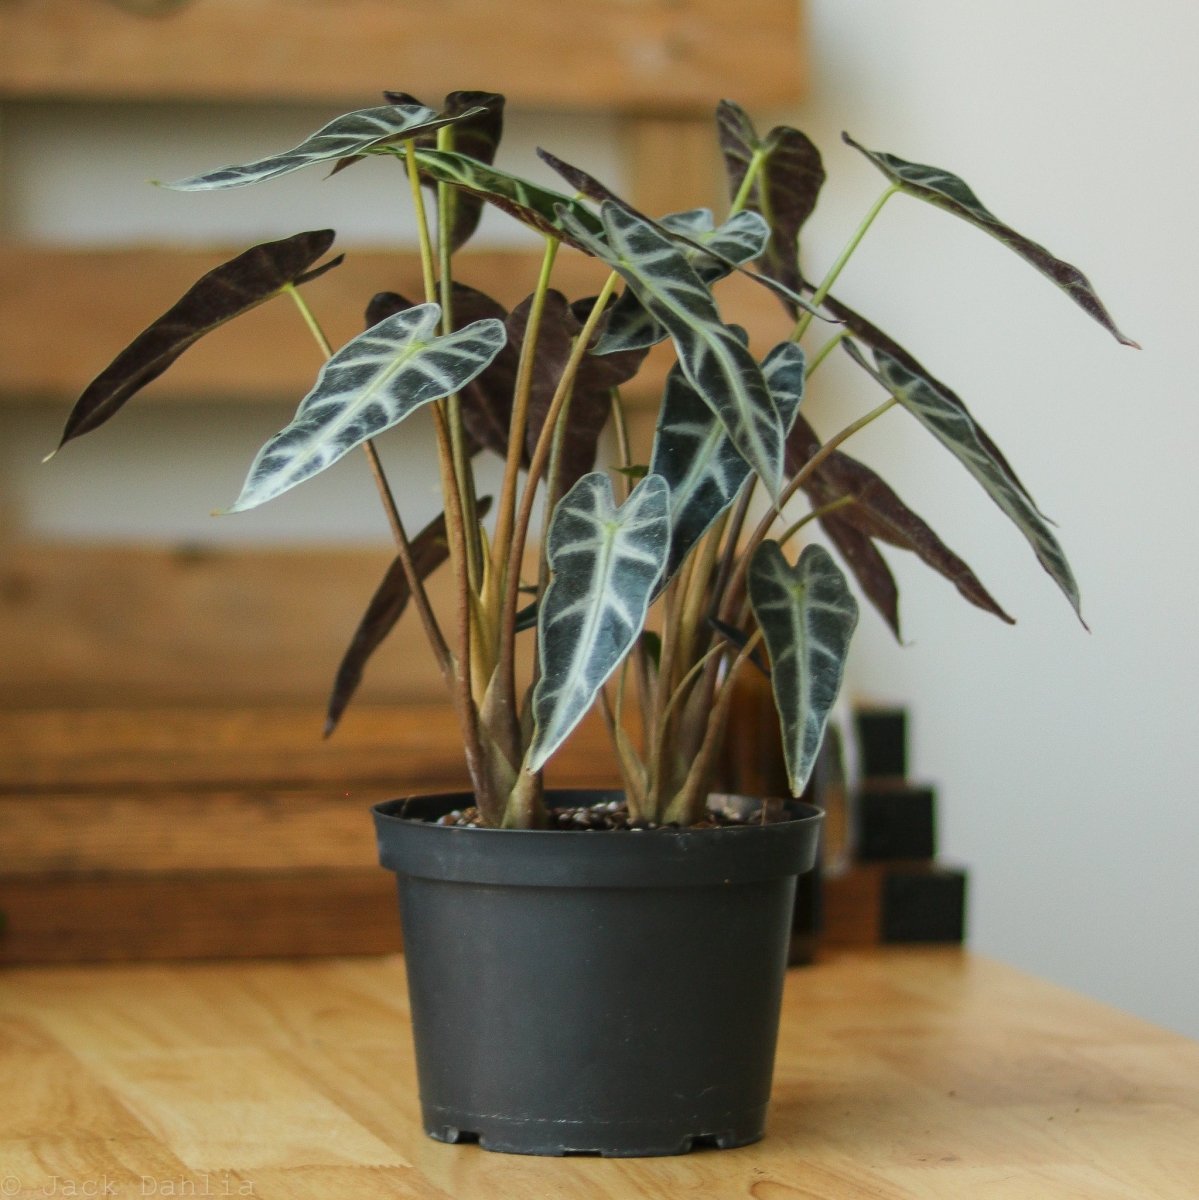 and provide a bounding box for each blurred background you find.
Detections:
[1,1,1195,1034]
